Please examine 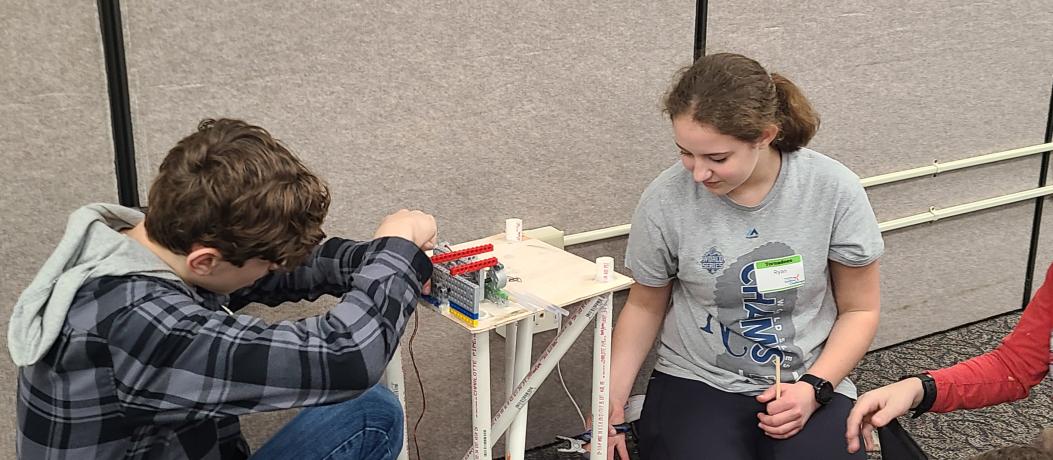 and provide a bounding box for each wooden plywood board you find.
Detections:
[421,233,633,333]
